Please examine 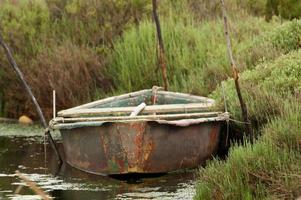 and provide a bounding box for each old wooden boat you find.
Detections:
[49,88,229,175]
